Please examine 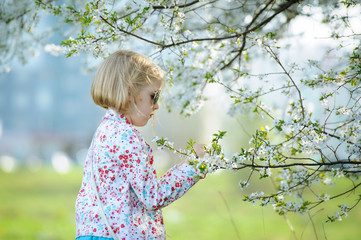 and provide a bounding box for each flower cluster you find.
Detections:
[327,204,350,222]
[0,0,43,73]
